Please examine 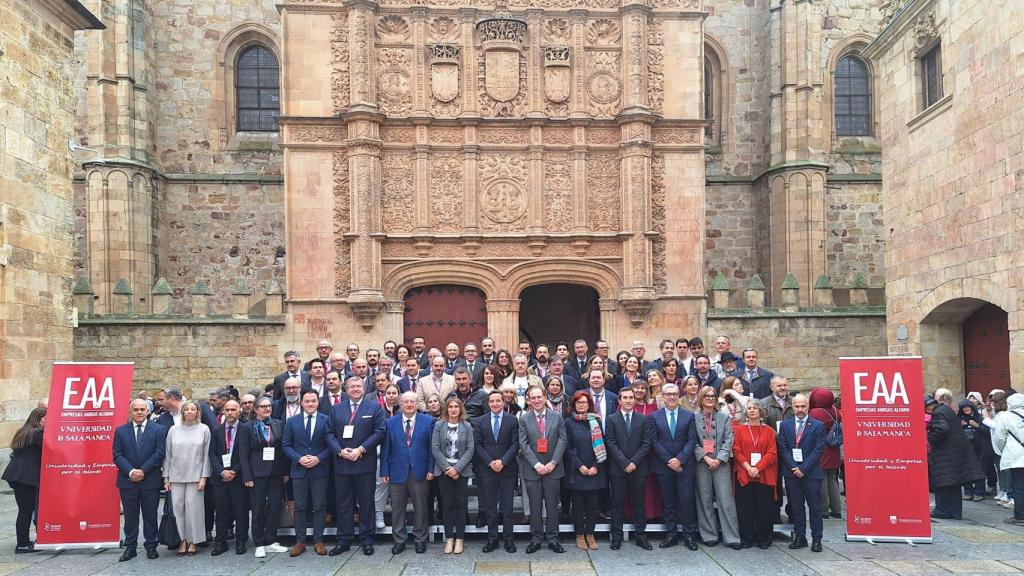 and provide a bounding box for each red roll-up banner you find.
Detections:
[839,356,931,543]
[36,362,134,548]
